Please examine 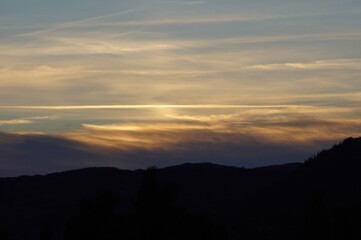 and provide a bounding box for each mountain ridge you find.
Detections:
[0,137,360,239]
